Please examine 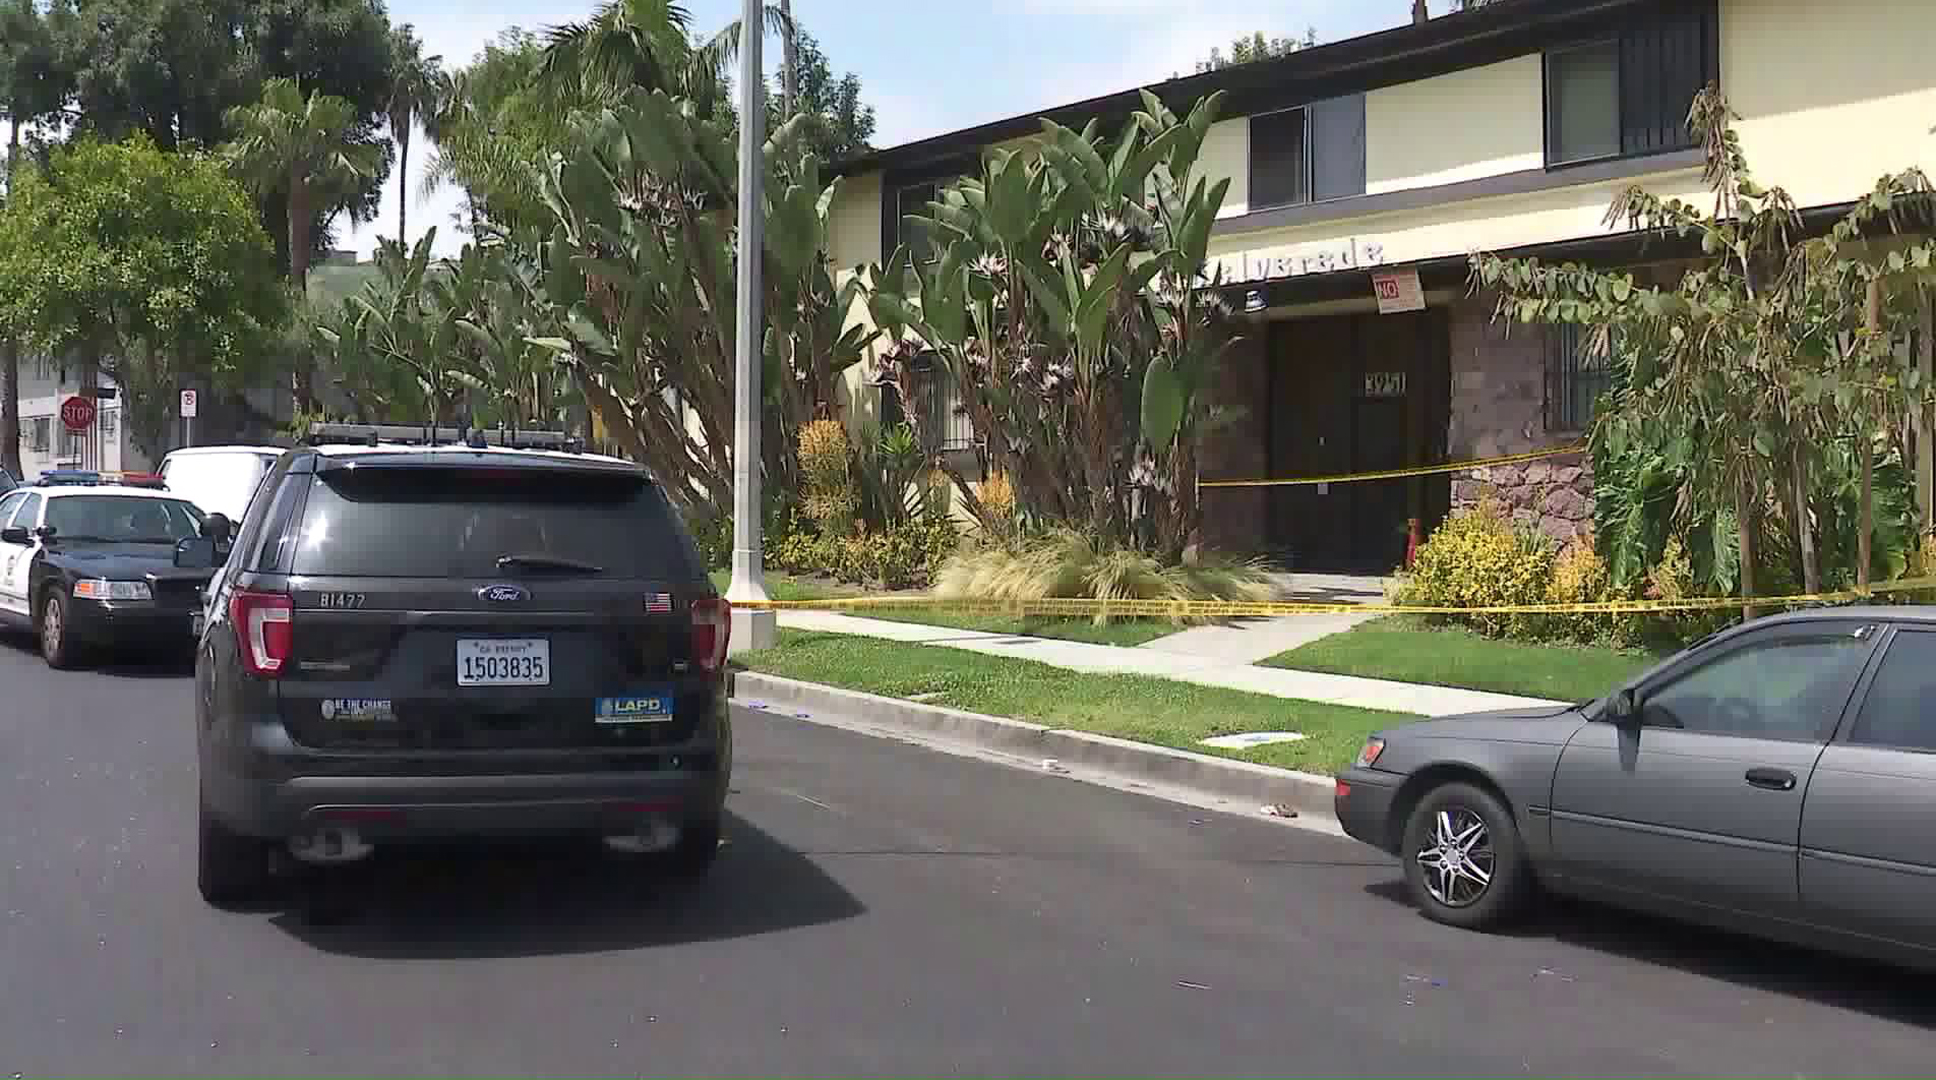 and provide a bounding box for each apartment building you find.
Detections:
[822,0,1936,569]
